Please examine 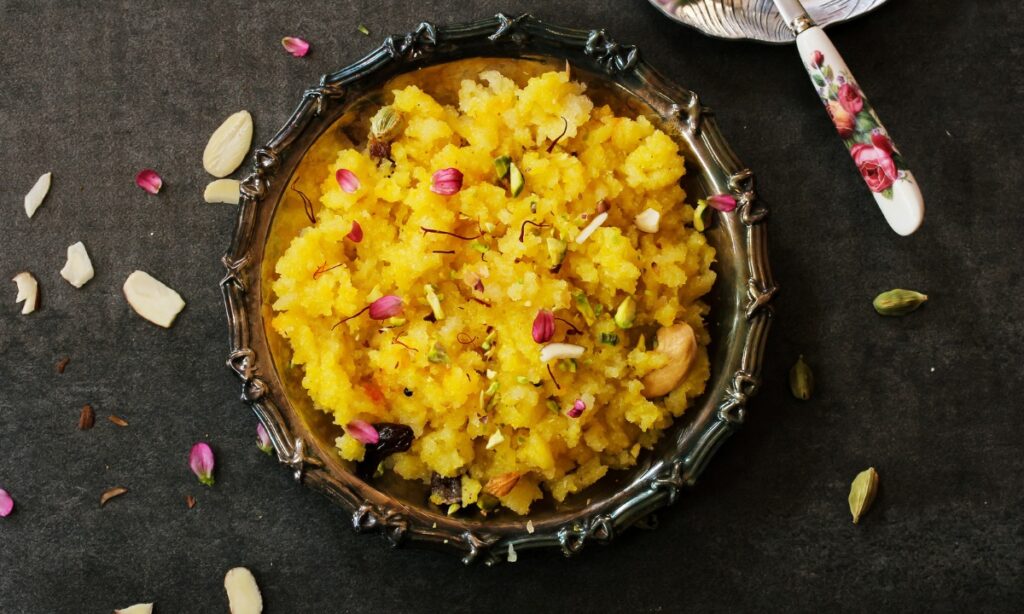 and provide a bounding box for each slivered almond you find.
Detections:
[24,172,51,218]
[483,472,520,497]
[204,178,242,204]
[12,272,38,314]
[203,111,253,177]
[108,415,129,427]
[60,241,95,288]
[100,486,128,507]
[115,604,153,614]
